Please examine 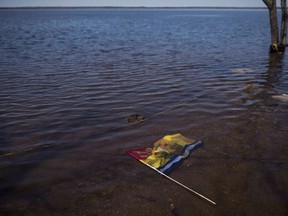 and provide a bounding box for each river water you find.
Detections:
[0,8,287,215]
